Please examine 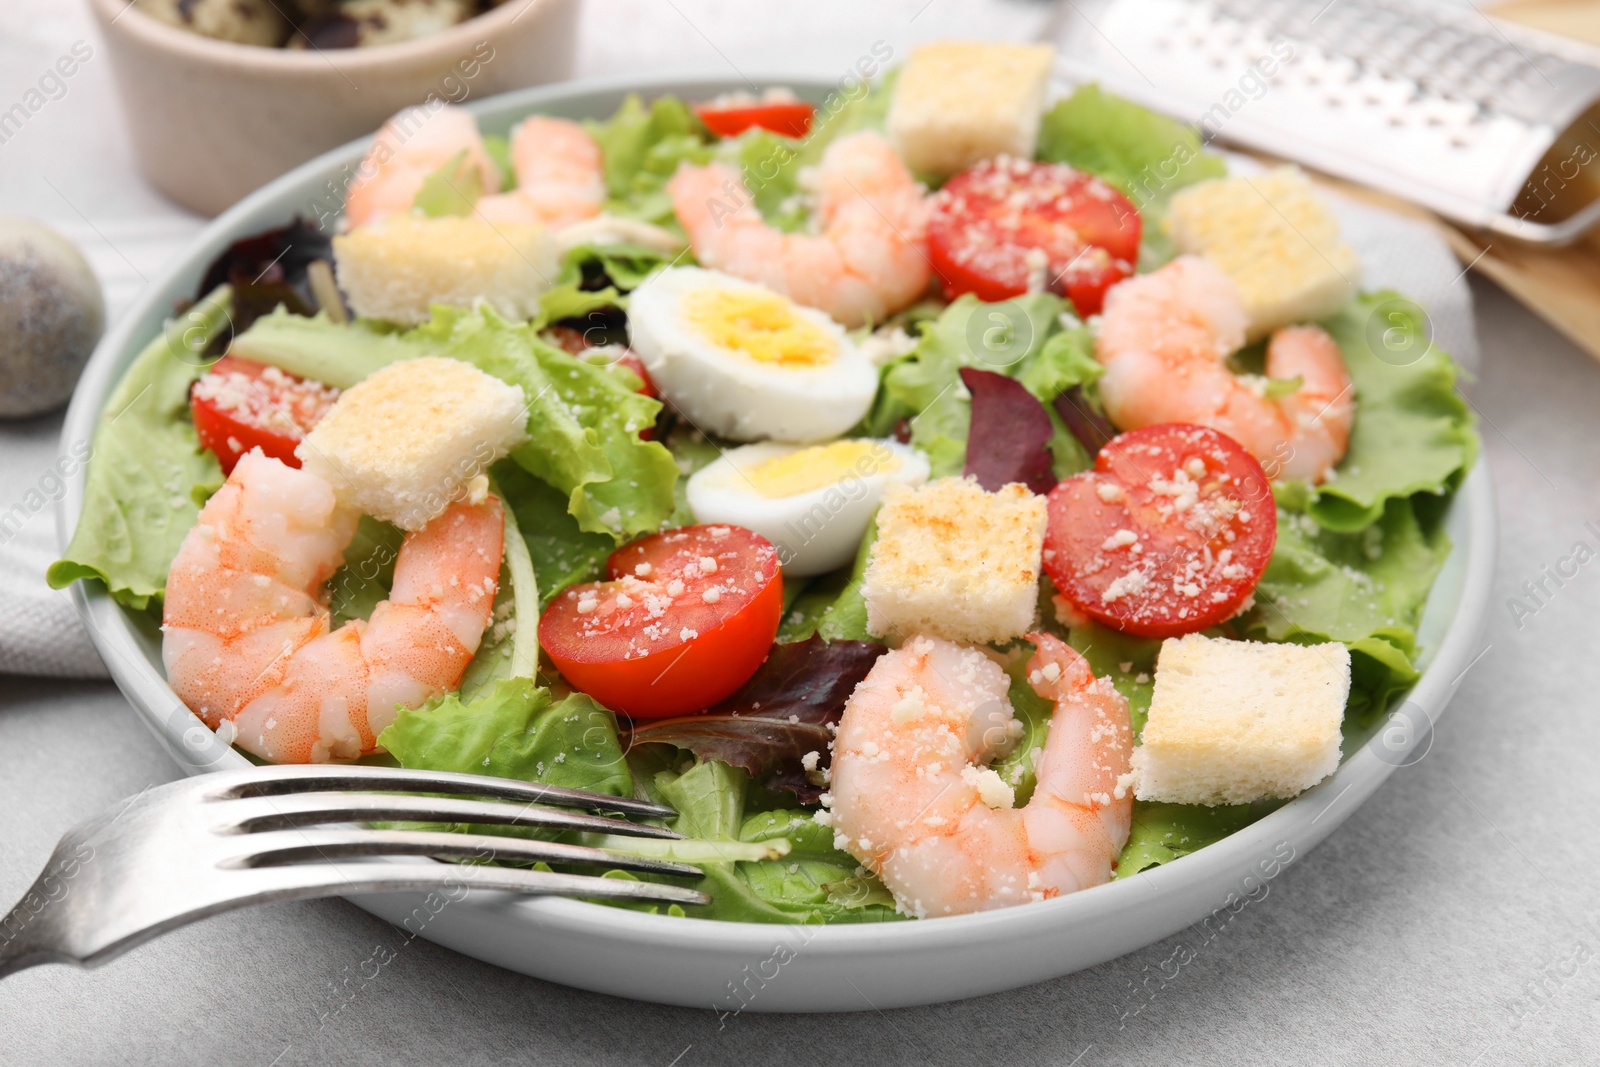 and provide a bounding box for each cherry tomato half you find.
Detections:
[1042,424,1275,638]
[190,356,339,475]
[539,525,783,718]
[927,158,1141,316]
[696,101,814,139]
